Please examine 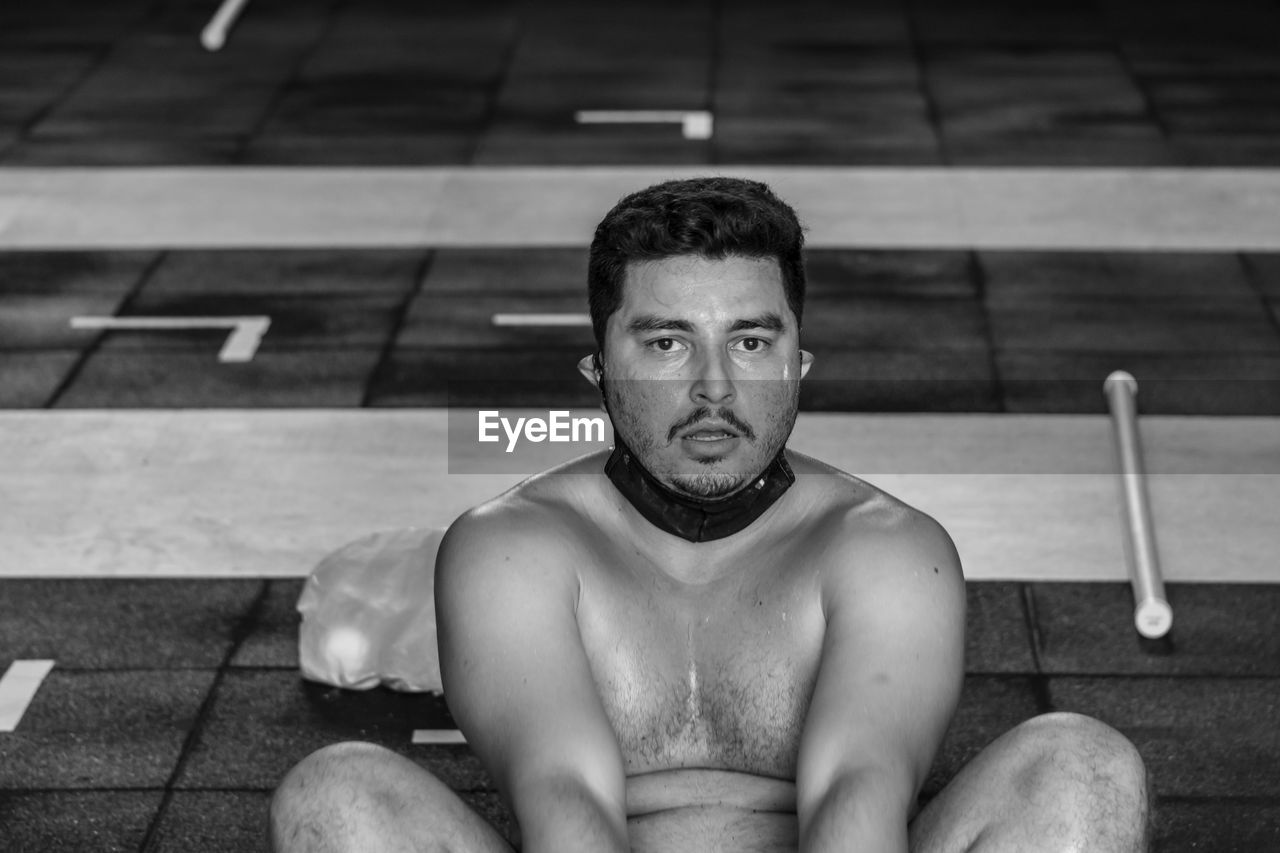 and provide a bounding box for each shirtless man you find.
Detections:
[270,177,1152,852]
